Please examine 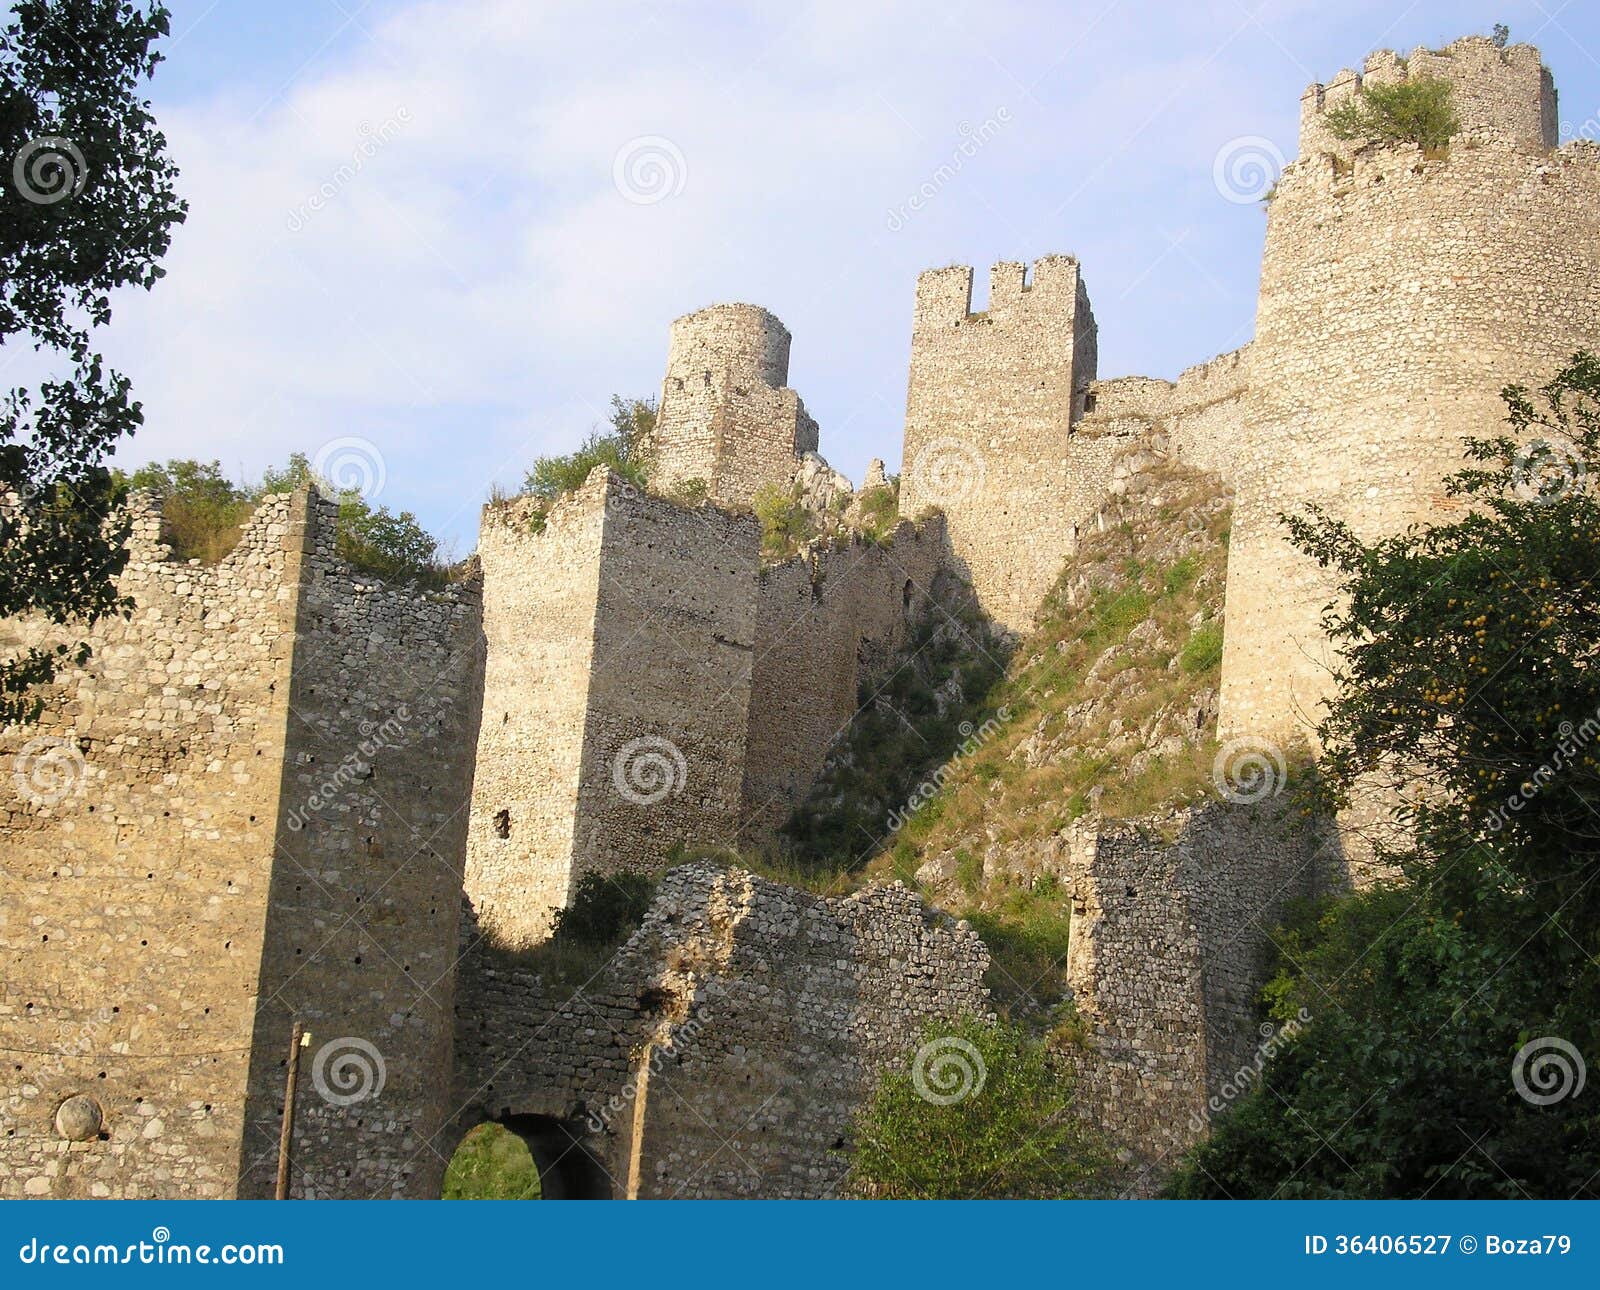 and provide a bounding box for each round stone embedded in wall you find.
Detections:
[55,1094,104,1142]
